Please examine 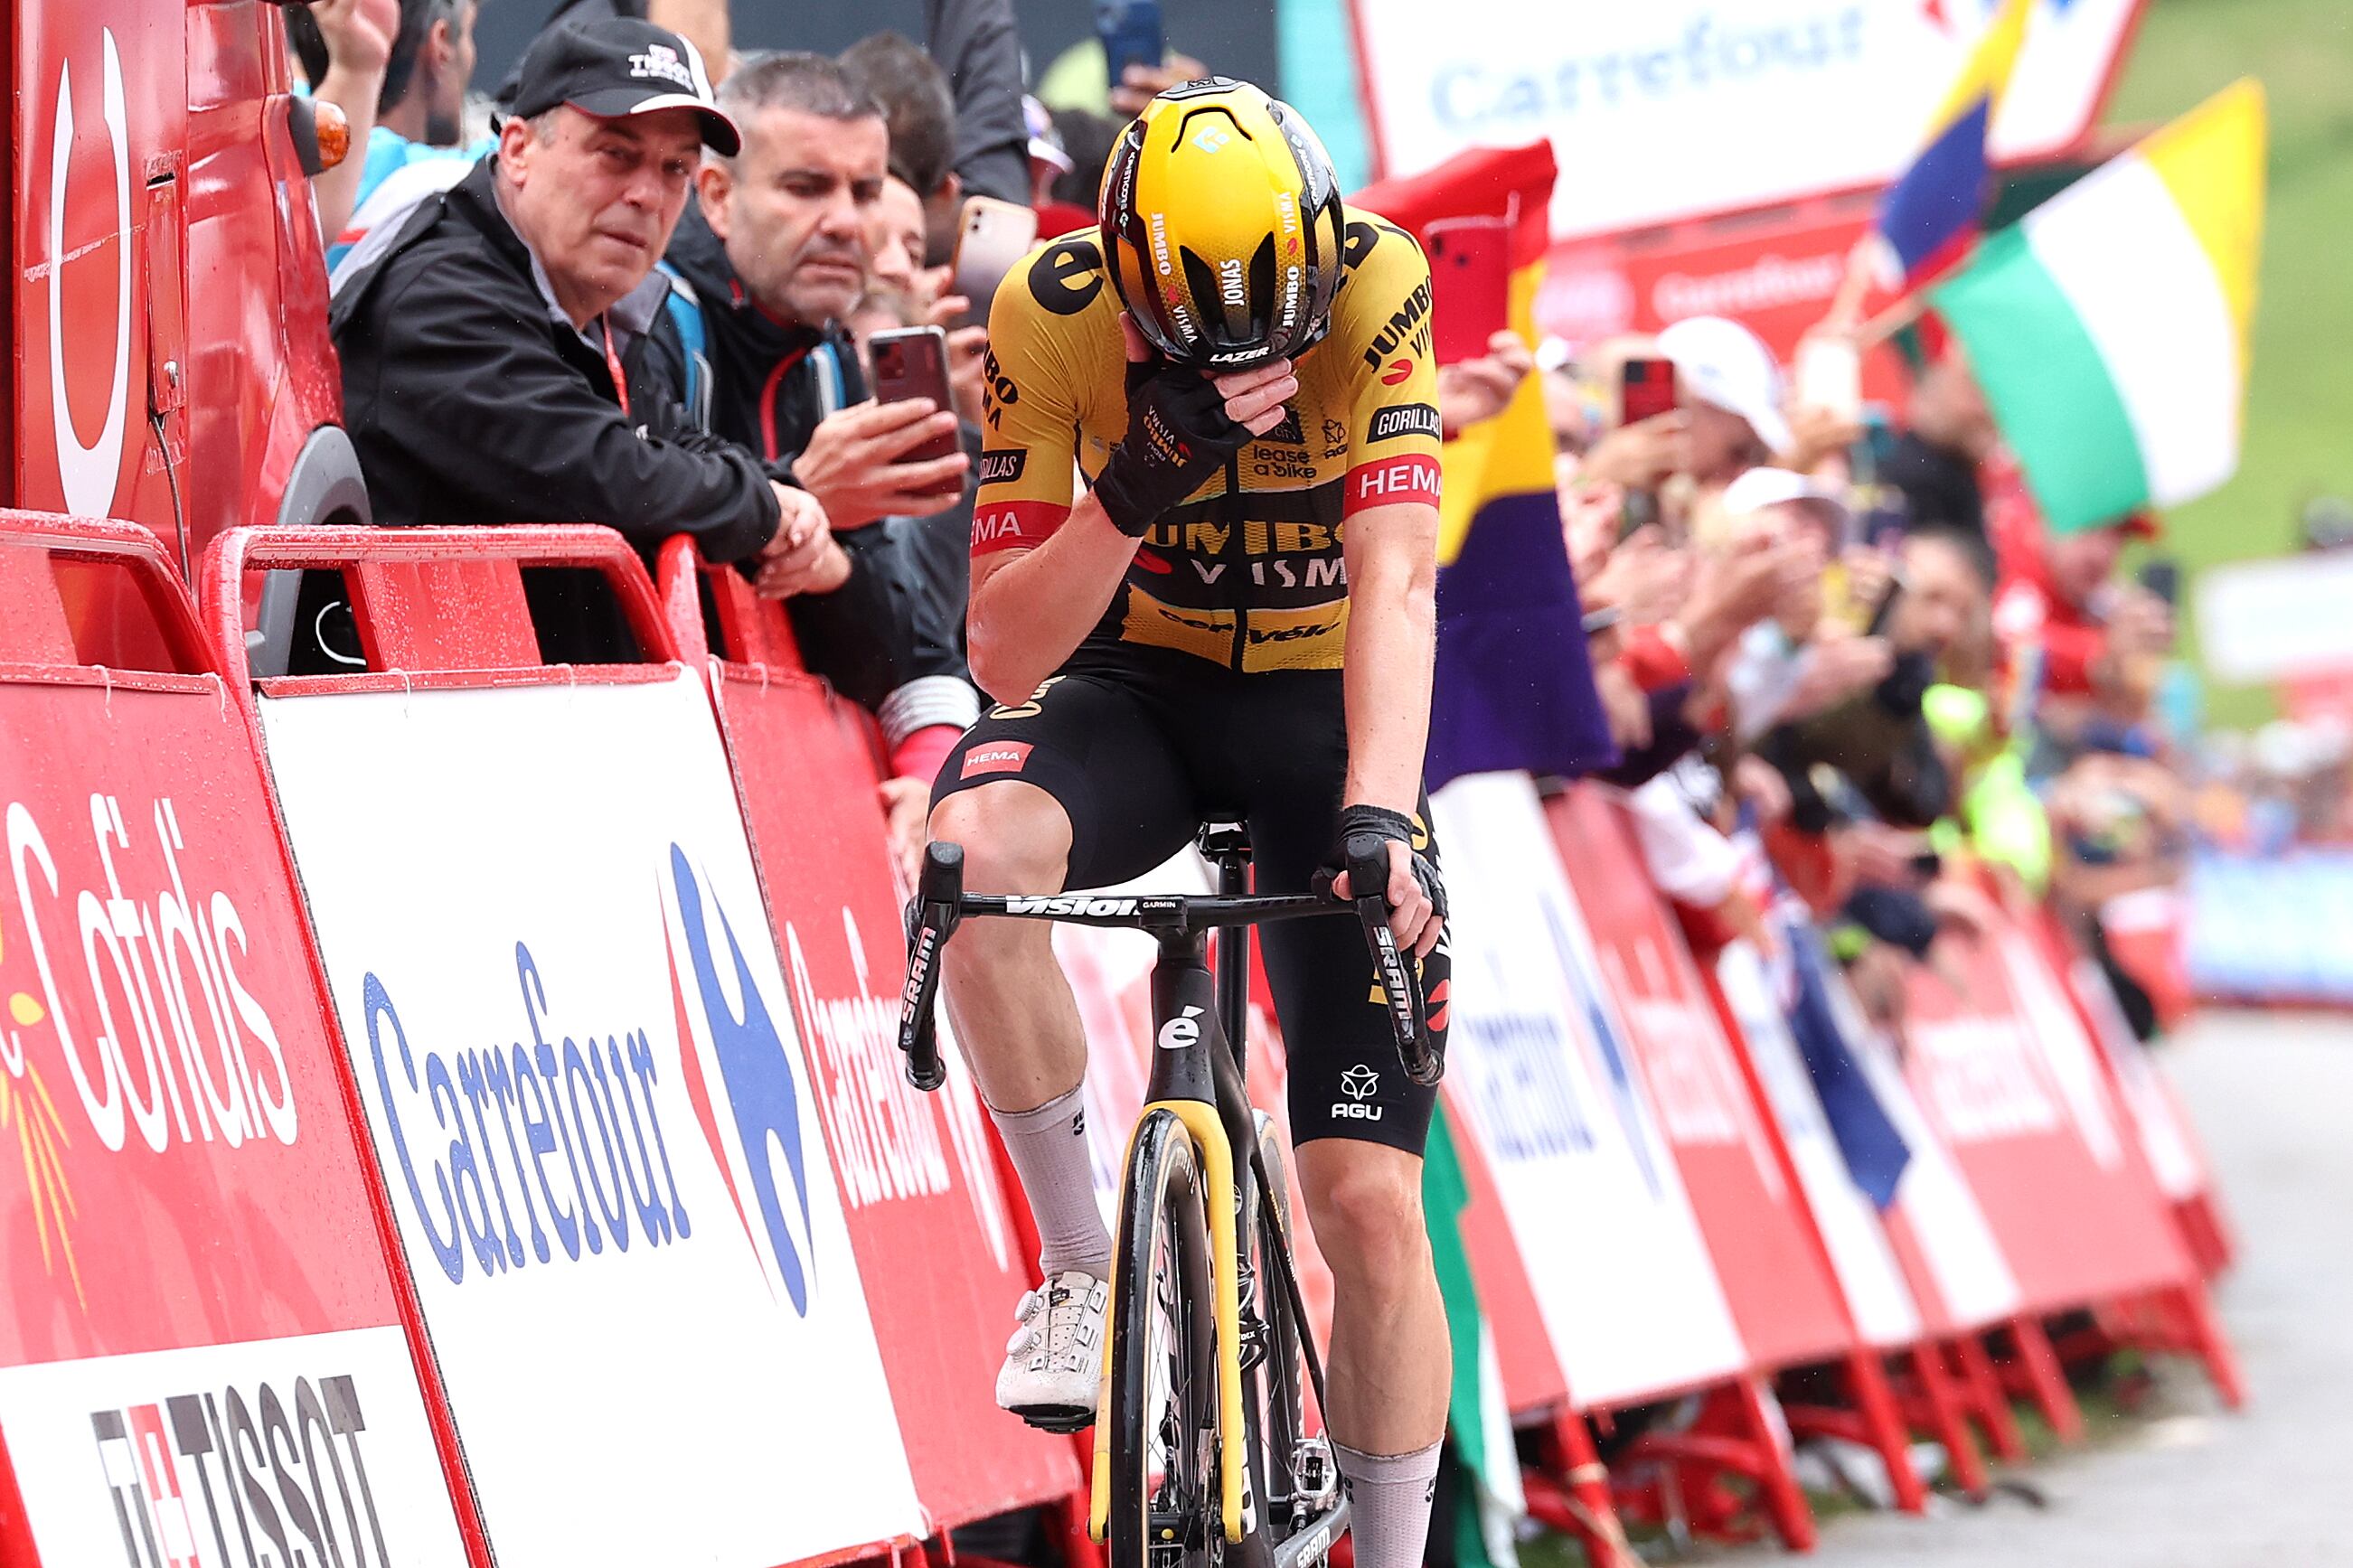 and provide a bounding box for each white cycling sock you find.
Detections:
[991,1084,1114,1281]
[1333,1440,1444,1568]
